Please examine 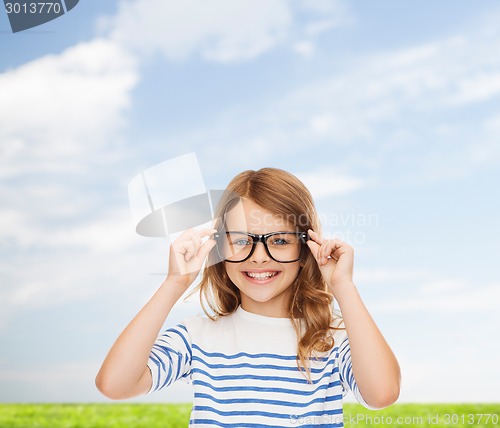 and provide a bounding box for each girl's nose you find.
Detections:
[250,241,270,263]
